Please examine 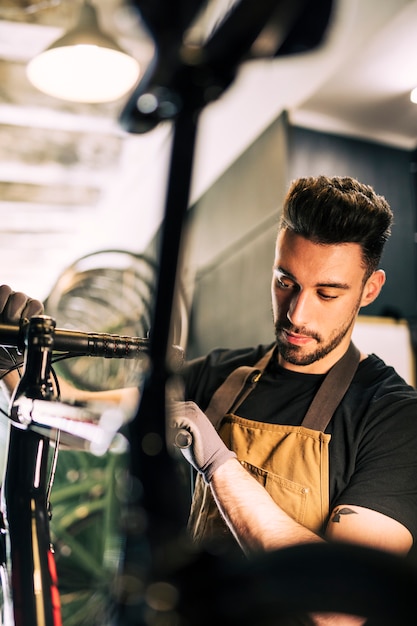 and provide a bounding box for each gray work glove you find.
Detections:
[0,285,44,378]
[168,400,236,484]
